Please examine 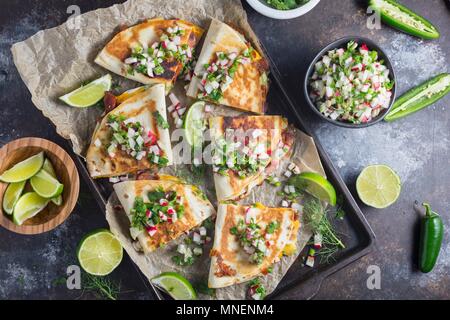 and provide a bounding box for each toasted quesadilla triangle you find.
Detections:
[86,84,172,178]
[208,204,298,289]
[186,19,269,114]
[209,115,288,201]
[95,18,203,91]
[113,178,215,254]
